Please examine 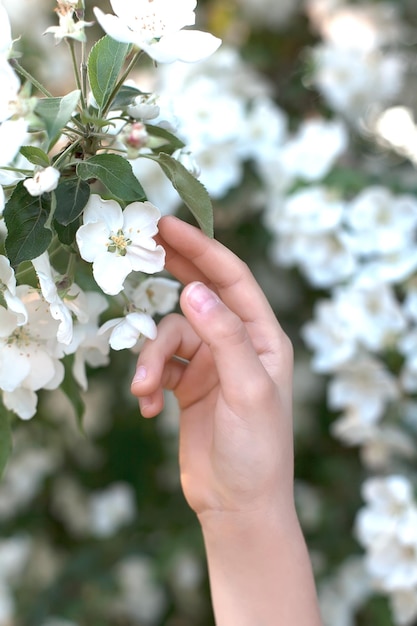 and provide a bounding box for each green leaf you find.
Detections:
[142,153,214,237]
[146,124,186,154]
[19,145,50,167]
[61,355,85,433]
[0,401,12,479]
[35,90,81,149]
[54,178,90,226]
[77,154,146,204]
[4,182,53,266]
[111,84,144,110]
[54,217,80,246]
[88,36,130,112]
